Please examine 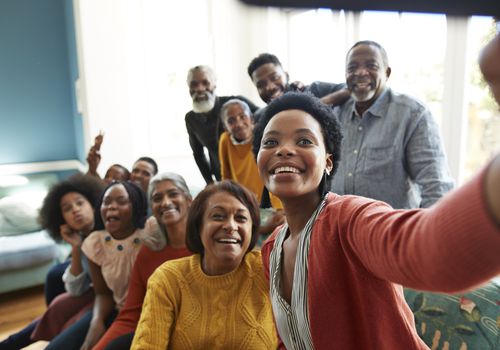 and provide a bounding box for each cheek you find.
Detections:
[256,151,266,170]
[83,206,94,220]
[244,224,253,241]
[62,211,72,225]
[152,203,160,217]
